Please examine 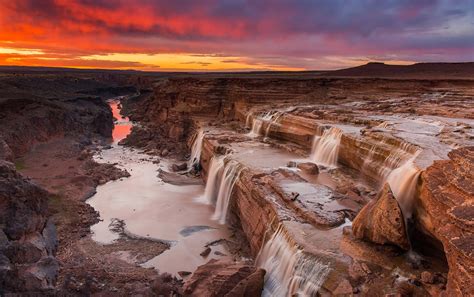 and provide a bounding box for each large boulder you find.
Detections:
[297,162,319,175]
[352,183,410,250]
[183,259,265,297]
[417,147,474,297]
